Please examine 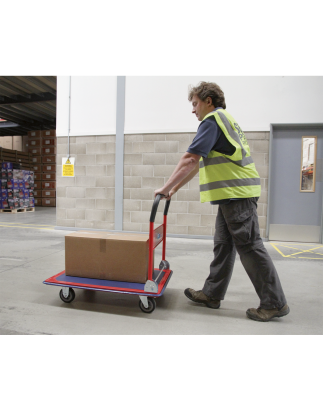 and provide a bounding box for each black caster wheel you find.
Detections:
[59,288,75,303]
[139,297,156,314]
[159,260,170,270]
